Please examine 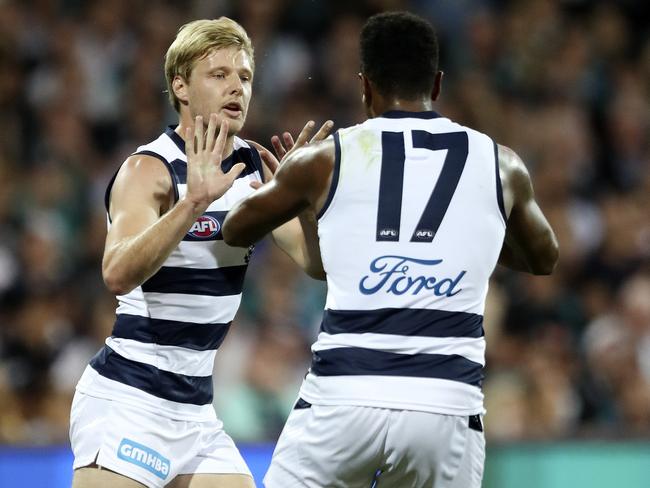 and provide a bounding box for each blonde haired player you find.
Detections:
[70,18,329,488]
